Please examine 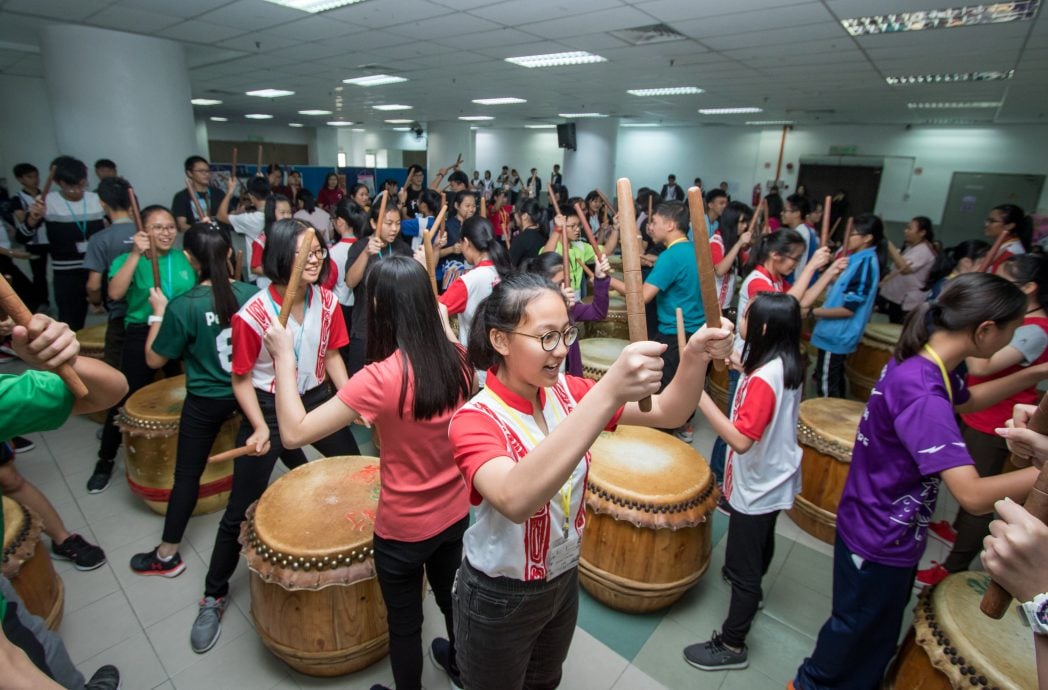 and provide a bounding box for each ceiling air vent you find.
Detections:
[610,24,687,45]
